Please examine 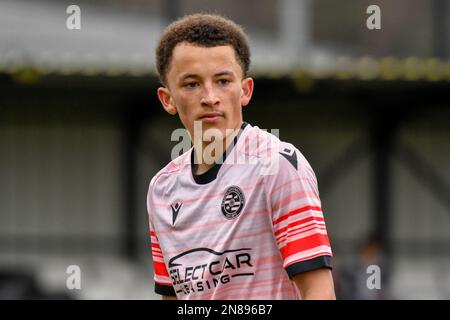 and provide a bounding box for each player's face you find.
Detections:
[158,42,253,141]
